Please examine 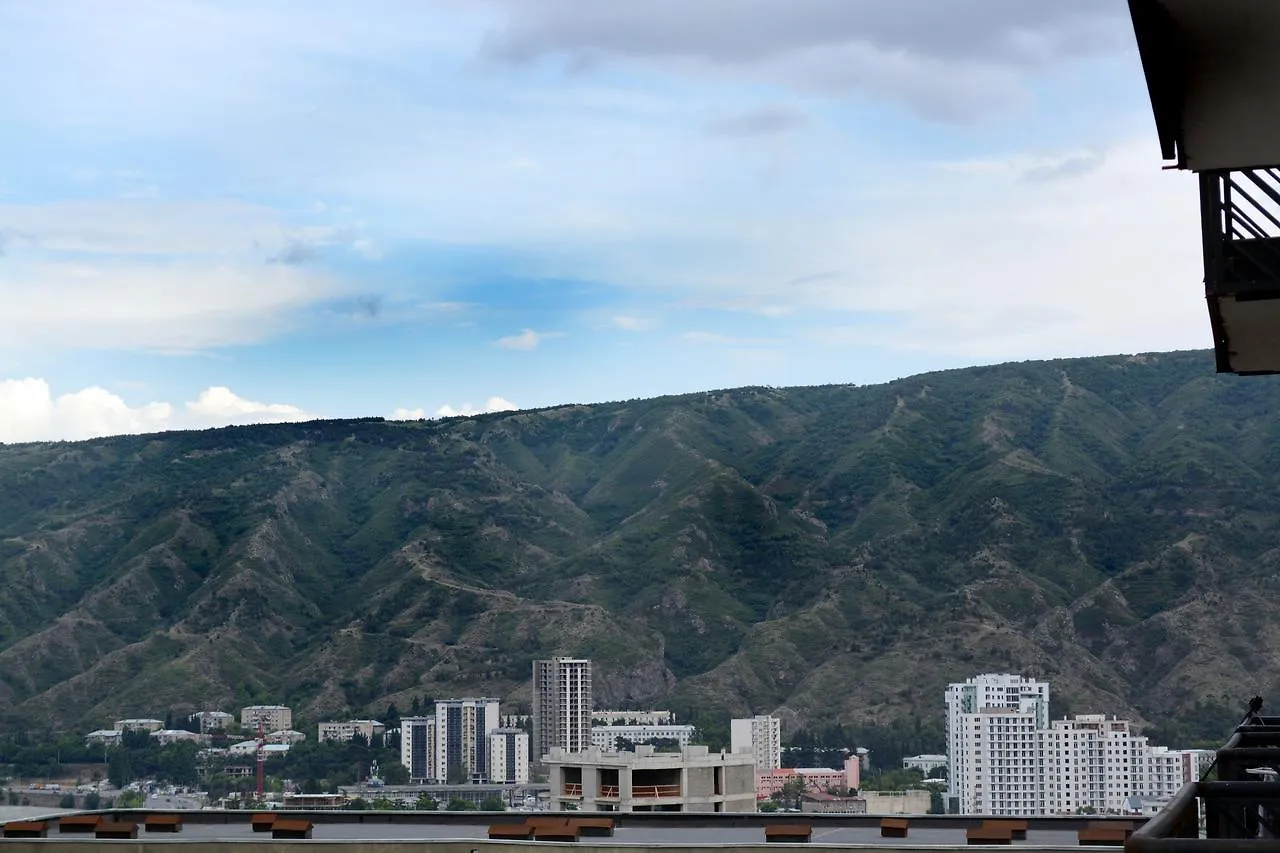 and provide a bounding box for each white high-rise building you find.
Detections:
[533,658,593,764]
[731,715,782,772]
[435,698,501,783]
[946,674,1050,813]
[488,728,531,784]
[400,716,437,783]
[946,674,1204,816]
